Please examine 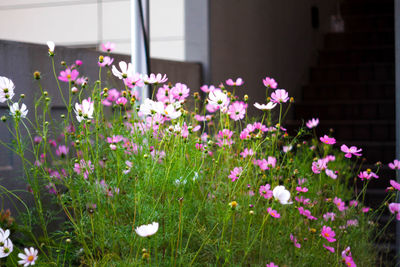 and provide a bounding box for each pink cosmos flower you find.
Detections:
[295,196,311,205]
[200,85,216,93]
[58,68,79,82]
[362,207,370,213]
[333,197,347,211]
[267,207,280,218]
[323,244,335,253]
[226,78,244,86]
[216,129,234,147]
[262,77,278,88]
[298,207,317,220]
[101,41,116,52]
[323,212,336,221]
[116,97,128,106]
[240,148,254,158]
[341,247,356,267]
[124,73,144,88]
[320,135,336,145]
[321,226,336,242]
[107,135,124,144]
[390,180,400,191]
[171,83,190,101]
[388,203,400,220]
[298,178,307,185]
[34,136,42,144]
[266,262,278,267]
[259,184,273,199]
[389,159,400,170]
[256,156,277,171]
[290,234,301,248]
[325,169,338,179]
[349,200,358,207]
[271,89,289,103]
[229,168,243,181]
[306,118,319,129]
[228,101,247,121]
[358,170,379,181]
[296,186,308,193]
[56,145,69,157]
[341,144,362,158]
